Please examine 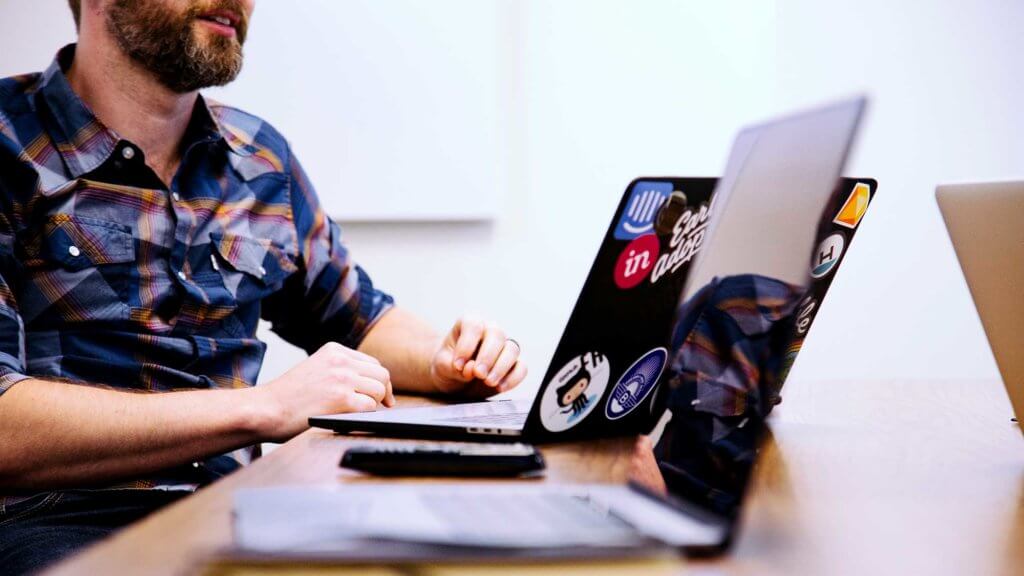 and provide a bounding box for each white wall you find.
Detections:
[2,0,1021,392]
[209,1,504,222]
[771,0,1024,383]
